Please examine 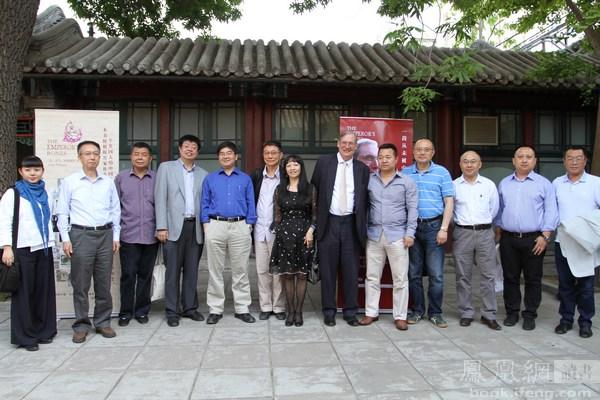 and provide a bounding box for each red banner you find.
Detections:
[338,116,414,312]
[339,116,413,172]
